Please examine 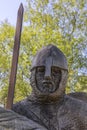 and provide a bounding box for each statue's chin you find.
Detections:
[38,84,57,94]
[33,85,64,103]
